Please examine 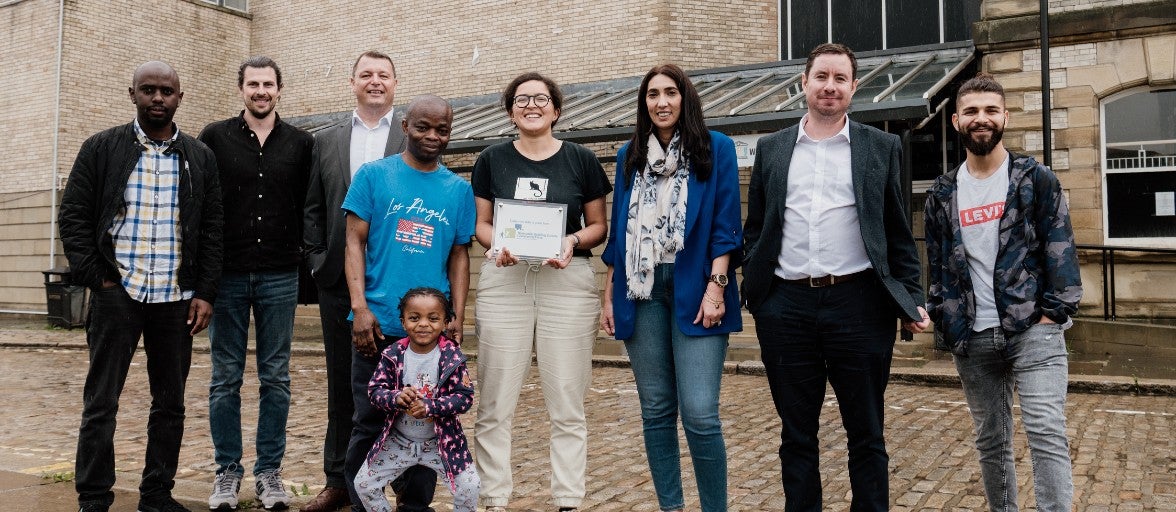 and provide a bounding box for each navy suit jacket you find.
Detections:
[303,113,407,289]
[602,131,744,340]
[741,120,924,321]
